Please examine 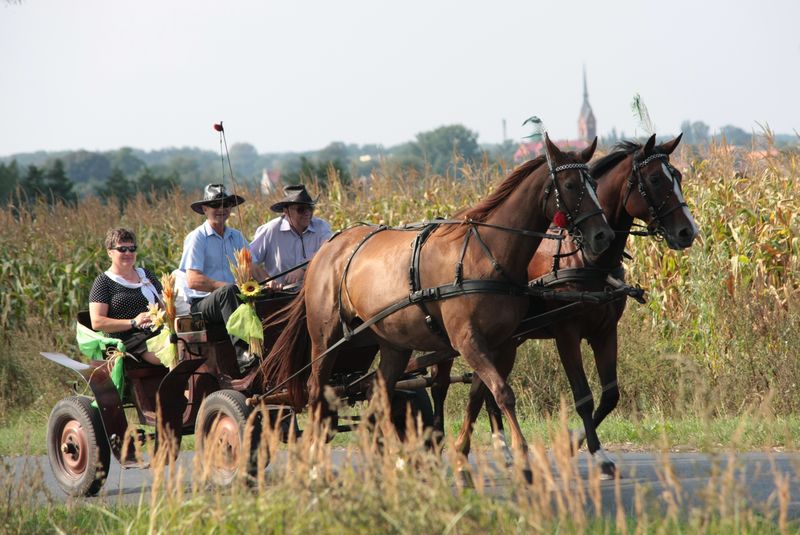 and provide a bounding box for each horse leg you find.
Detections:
[479,358,514,468]
[429,359,452,446]
[554,332,596,450]
[372,344,412,438]
[586,330,619,478]
[456,337,530,480]
[306,322,344,431]
[453,373,490,458]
